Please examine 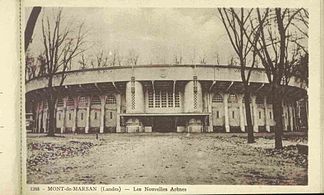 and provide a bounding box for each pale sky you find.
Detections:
[26,7,235,68]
